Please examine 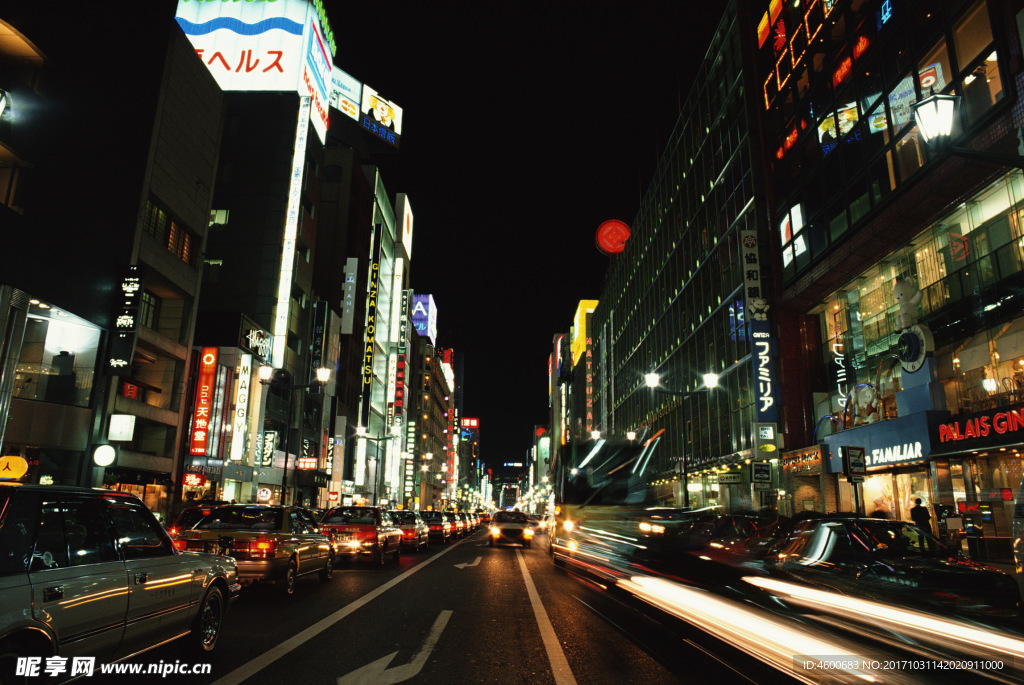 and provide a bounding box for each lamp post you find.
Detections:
[357,425,400,506]
[644,371,719,508]
[911,92,1024,169]
[259,365,330,506]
